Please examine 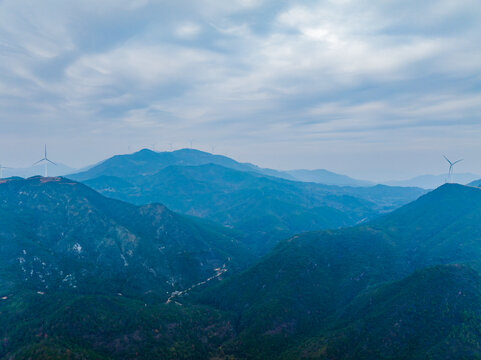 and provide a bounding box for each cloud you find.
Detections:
[174,23,202,39]
[0,0,481,178]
